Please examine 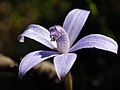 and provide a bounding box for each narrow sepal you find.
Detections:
[19,50,59,79]
[54,53,77,80]
[70,34,118,54]
[18,24,57,49]
[63,9,90,46]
